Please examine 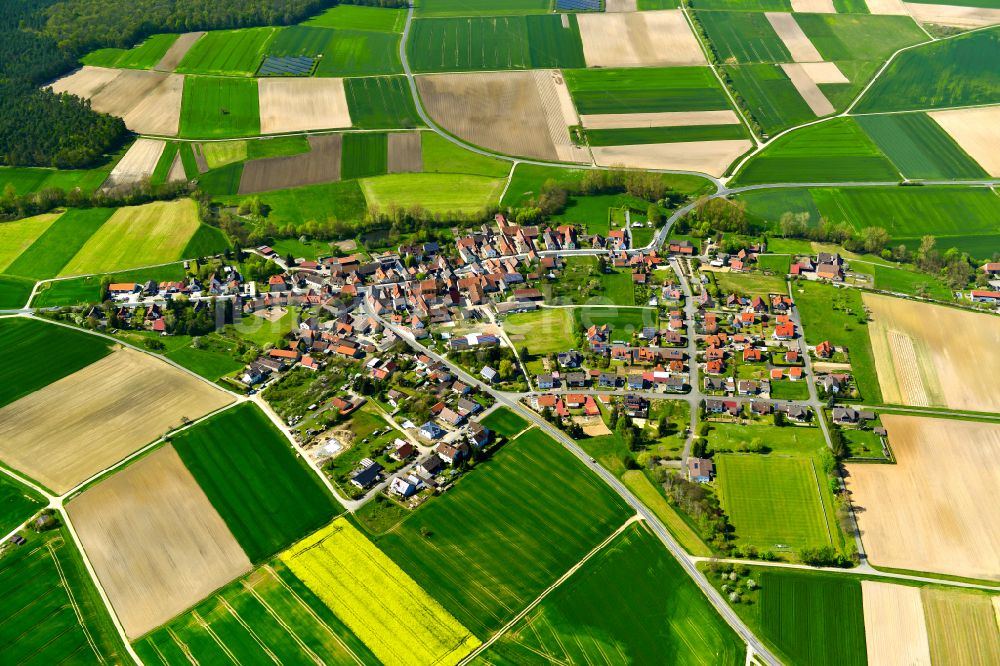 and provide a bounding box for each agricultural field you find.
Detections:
[856,113,988,180]
[586,124,748,145]
[179,76,260,138]
[574,306,656,332]
[170,403,340,562]
[576,10,706,67]
[268,25,402,77]
[922,587,1000,665]
[361,173,505,214]
[502,308,577,355]
[219,179,368,228]
[0,473,44,534]
[133,560,379,665]
[928,105,1000,177]
[478,523,744,666]
[415,0,553,16]
[283,519,481,665]
[81,33,180,70]
[0,528,129,664]
[341,132,388,179]
[67,444,252,639]
[0,212,62,272]
[376,428,632,638]
[697,10,793,63]
[0,162,115,196]
[345,75,423,128]
[862,581,931,665]
[421,132,511,177]
[304,4,406,32]
[712,271,788,296]
[239,134,342,194]
[847,415,1000,581]
[794,13,926,62]
[175,27,277,76]
[0,347,233,494]
[565,66,731,114]
[0,276,31,309]
[479,408,530,438]
[864,293,1000,411]
[57,199,202,276]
